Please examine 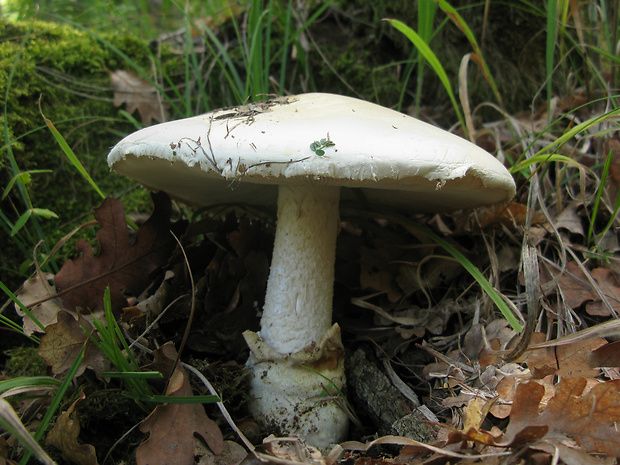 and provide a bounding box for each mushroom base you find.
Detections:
[243,324,348,449]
